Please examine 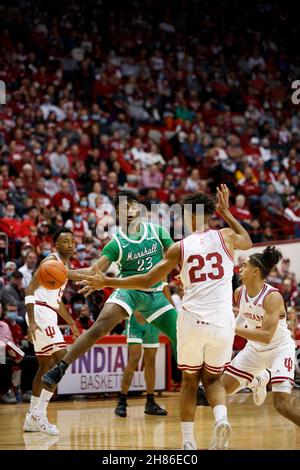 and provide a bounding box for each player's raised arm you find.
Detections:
[235,291,283,343]
[77,242,181,296]
[217,184,252,250]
